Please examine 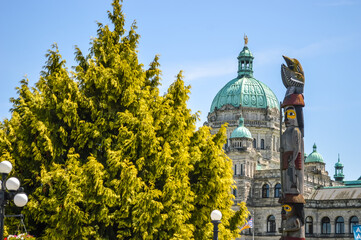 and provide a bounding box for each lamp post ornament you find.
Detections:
[0,161,28,240]
[279,56,305,240]
[211,210,222,240]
